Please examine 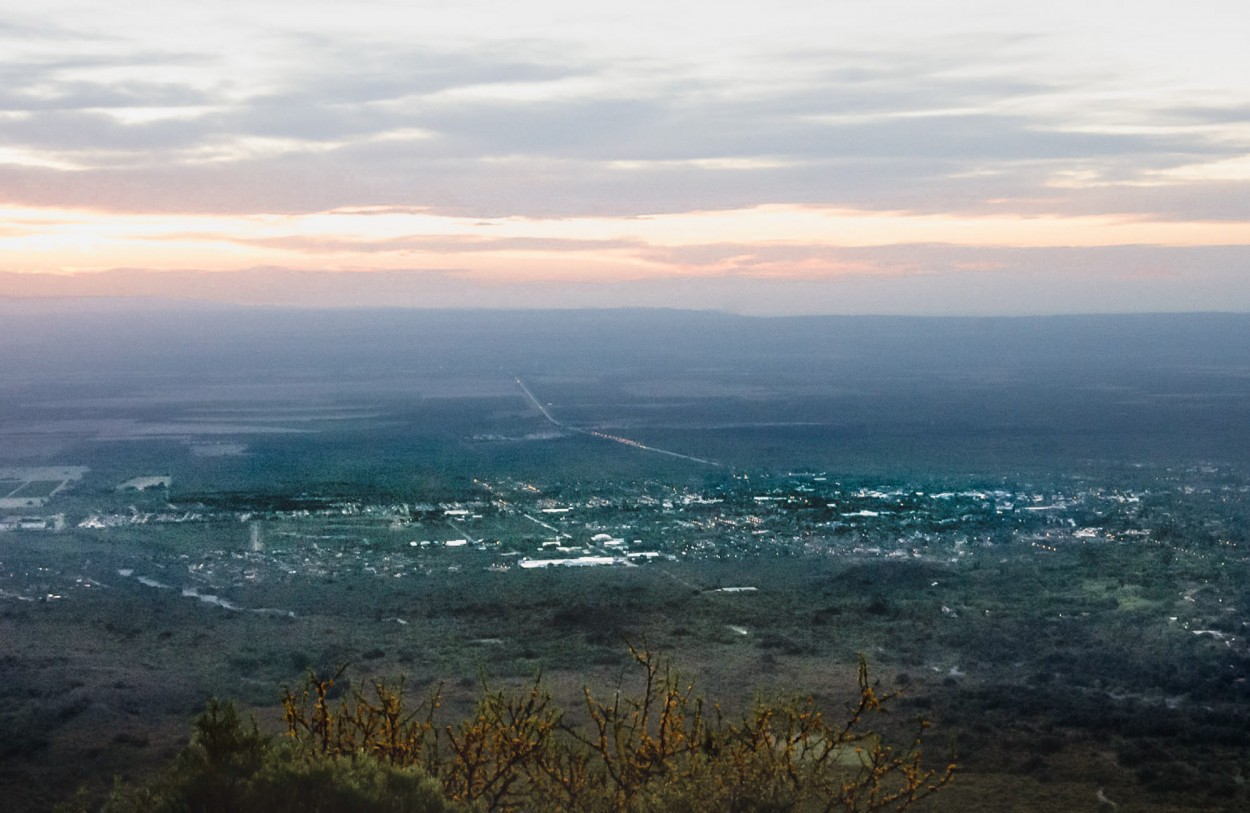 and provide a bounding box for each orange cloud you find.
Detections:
[3,203,1249,290]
